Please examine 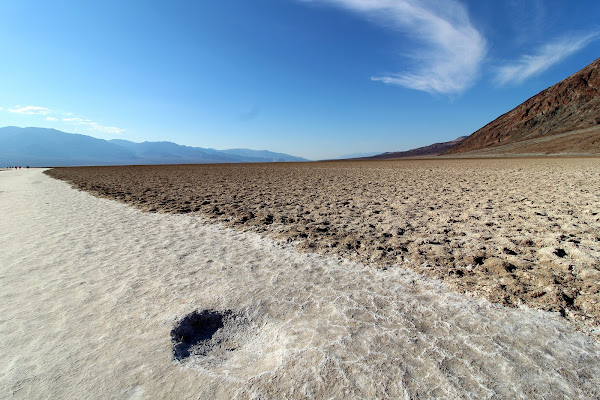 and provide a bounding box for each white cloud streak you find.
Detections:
[62,117,125,134]
[5,104,125,134]
[9,105,52,115]
[495,32,599,85]
[300,0,487,94]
